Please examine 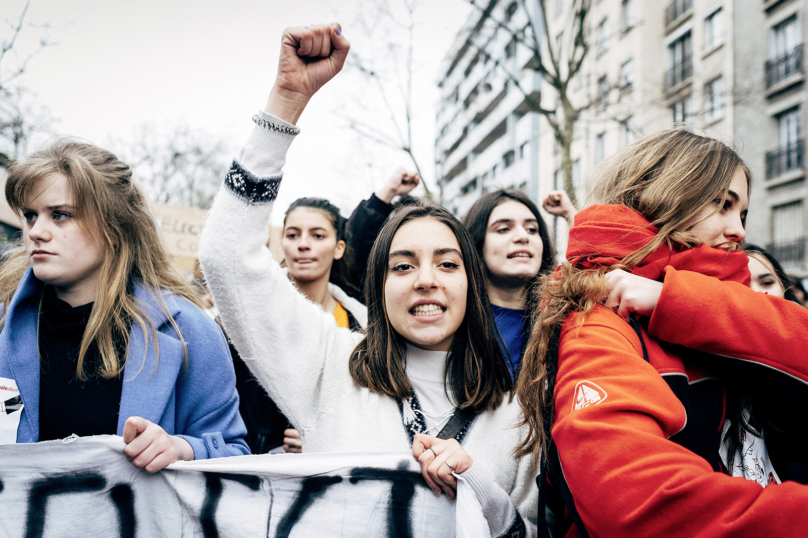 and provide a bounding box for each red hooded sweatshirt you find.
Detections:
[551,205,808,538]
